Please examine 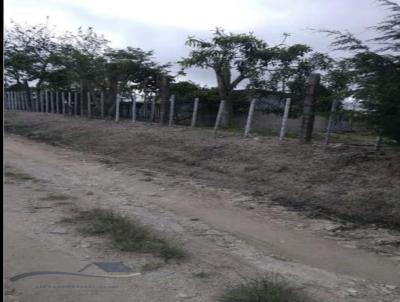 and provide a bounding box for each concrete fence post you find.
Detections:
[21,92,25,110]
[20,91,24,110]
[9,92,12,110]
[100,92,105,119]
[191,97,199,128]
[40,91,44,112]
[214,100,225,136]
[87,91,91,118]
[168,94,175,126]
[6,92,8,110]
[324,99,338,147]
[35,91,39,112]
[12,92,15,110]
[244,98,256,137]
[45,90,50,113]
[80,83,84,116]
[150,96,156,122]
[279,98,291,141]
[62,92,66,115]
[131,94,136,123]
[16,92,20,110]
[17,91,23,111]
[17,91,20,110]
[115,95,120,122]
[375,130,383,151]
[50,91,54,113]
[10,92,13,110]
[4,92,7,110]
[14,92,18,110]
[20,92,24,110]
[15,92,20,110]
[9,92,13,110]
[68,92,72,115]
[16,91,19,110]
[74,92,78,115]
[24,91,29,111]
[55,92,59,114]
